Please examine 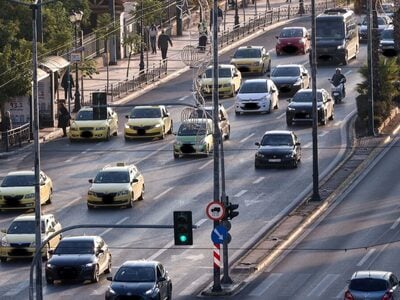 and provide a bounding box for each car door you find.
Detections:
[232,66,241,91]
[301,67,310,88]
[161,107,171,133]
[39,172,49,204]
[218,108,228,136]
[157,264,168,299]
[293,133,301,159]
[130,167,143,200]
[95,238,107,273]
